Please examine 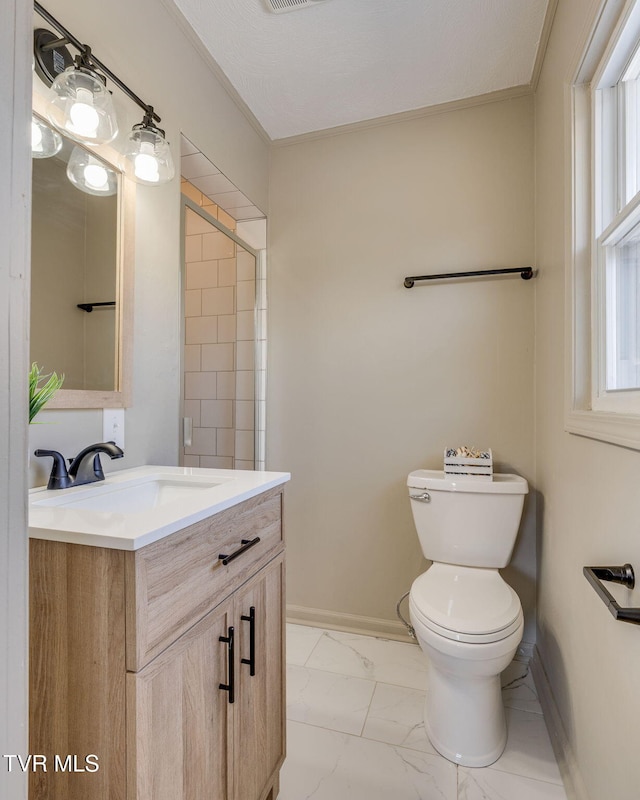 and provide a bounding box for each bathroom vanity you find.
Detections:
[28,466,290,800]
